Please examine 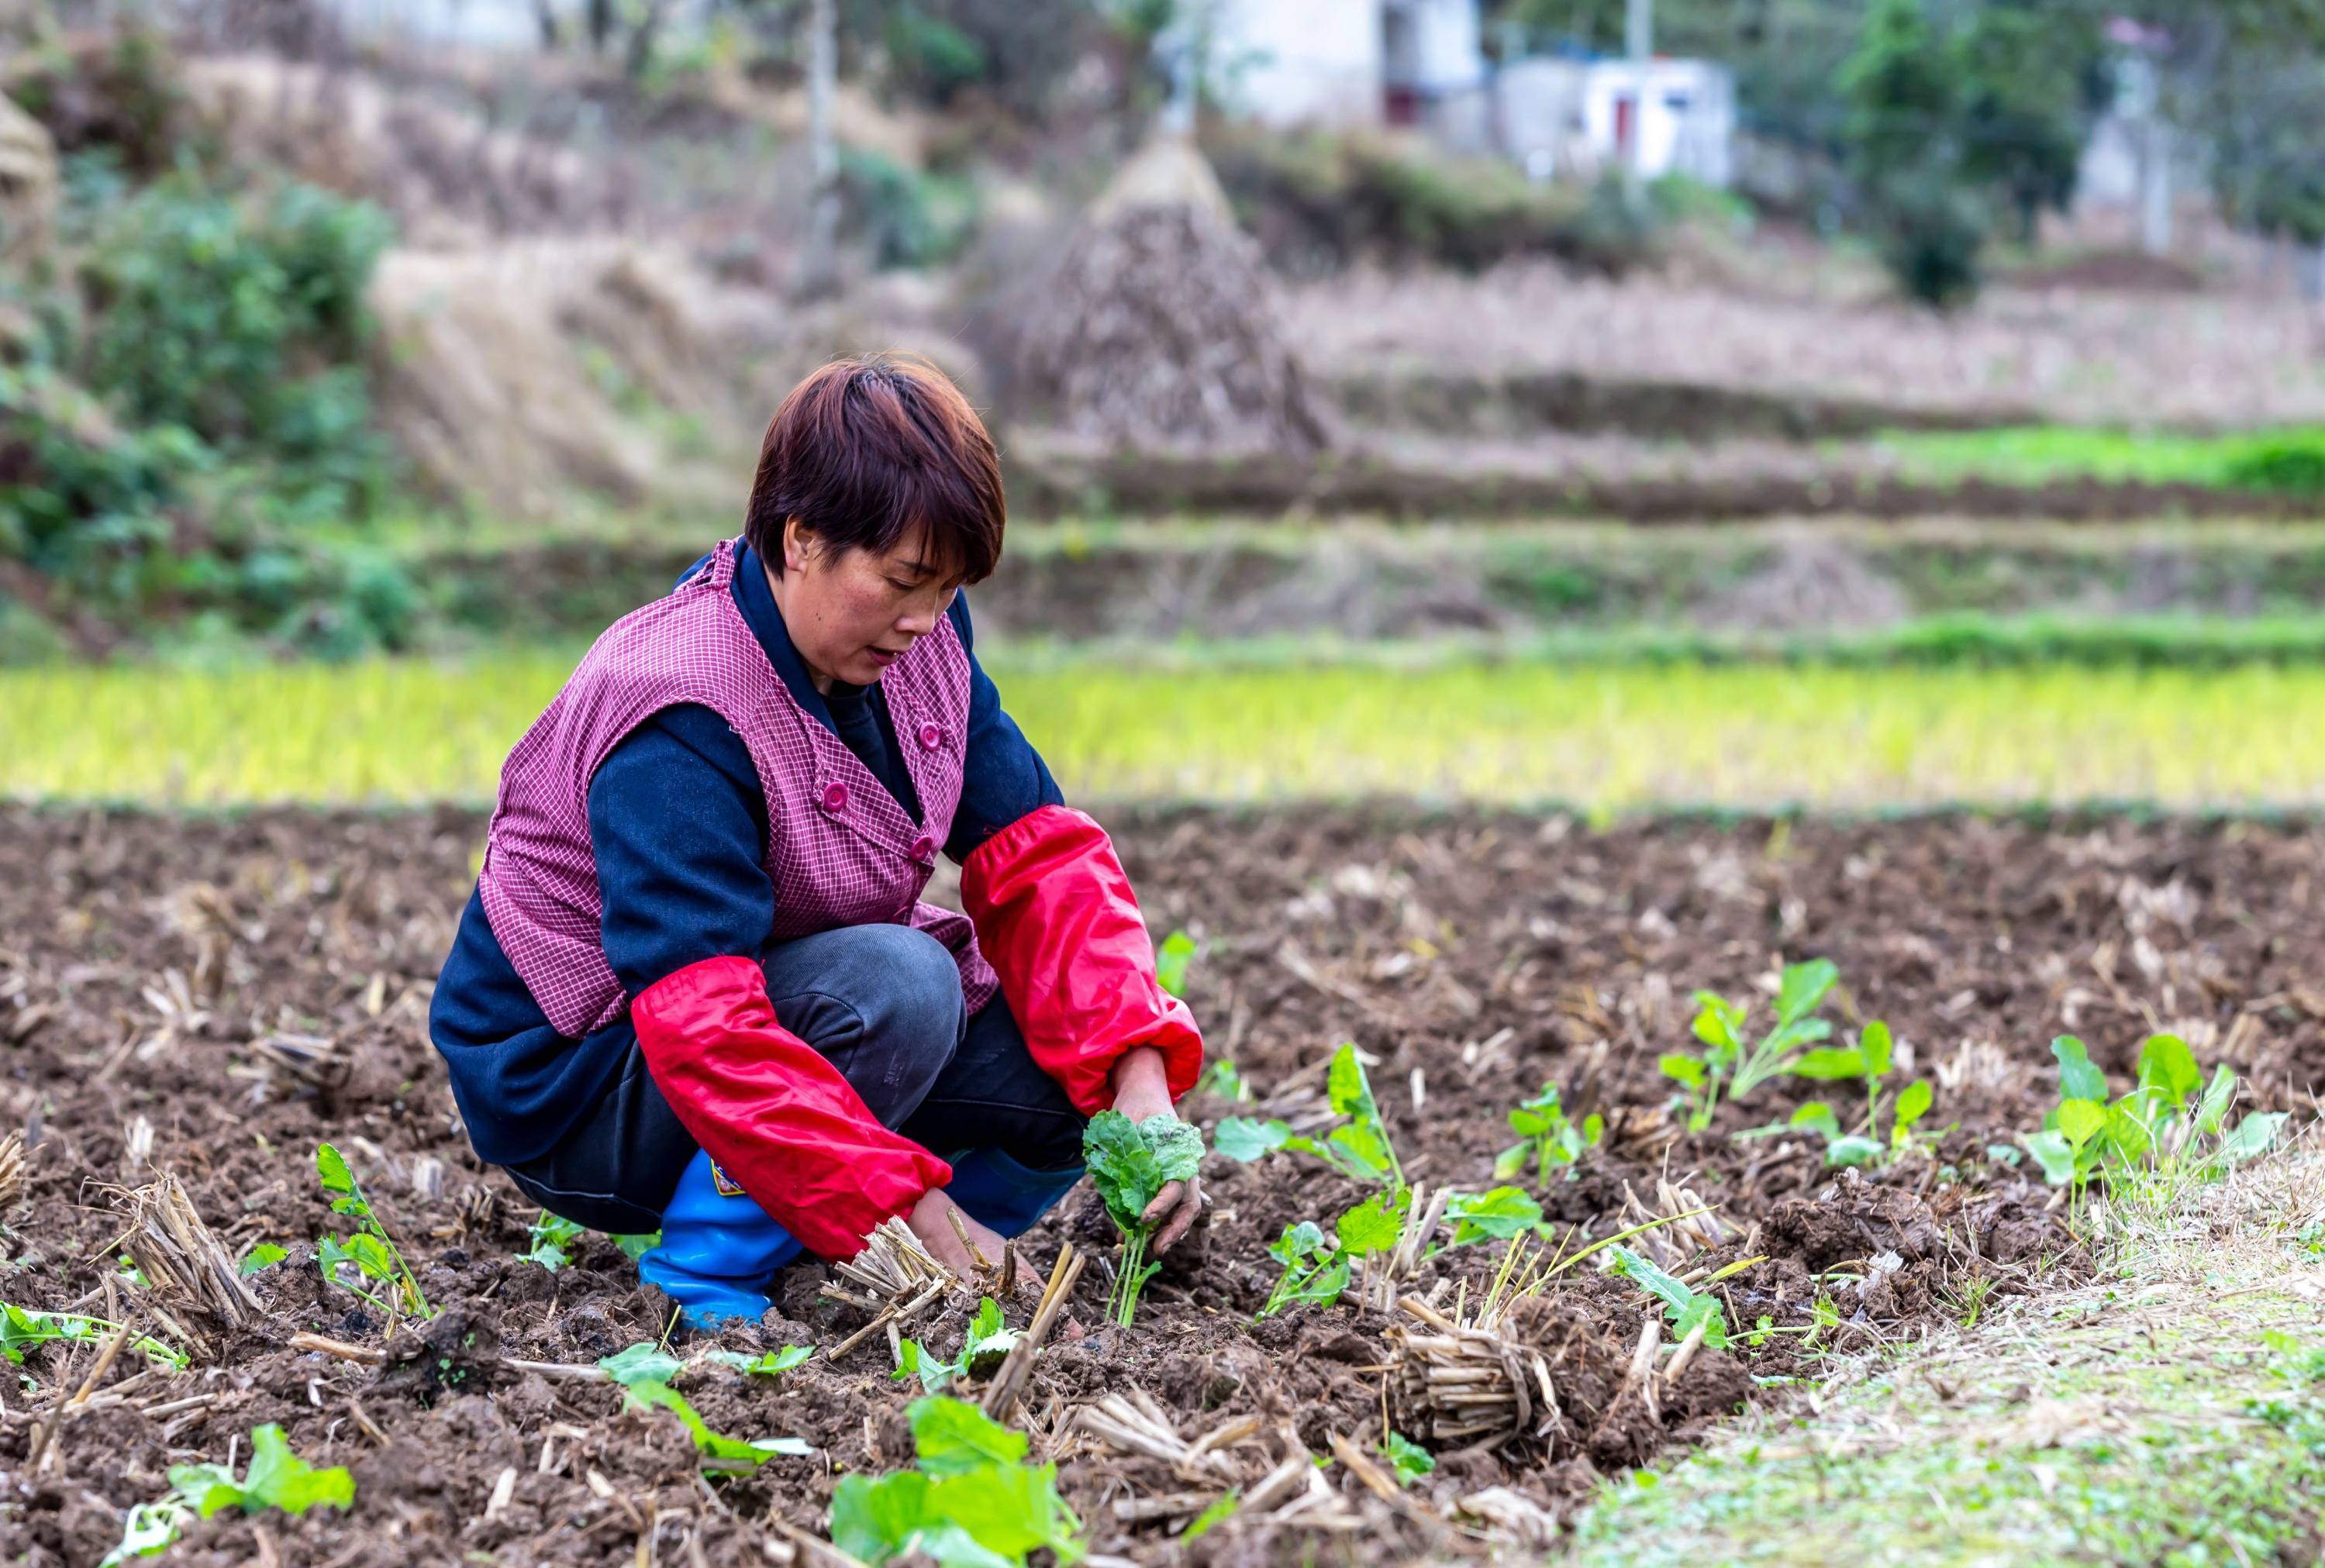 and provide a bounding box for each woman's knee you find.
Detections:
[761,924,965,1118]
